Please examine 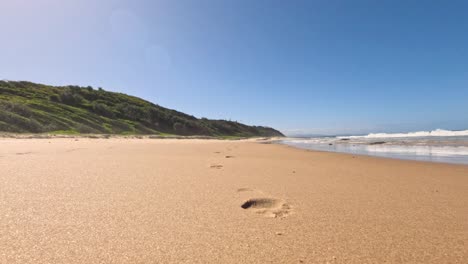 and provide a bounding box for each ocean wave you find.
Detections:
[282,138,334,144]
[279,138,468,164]
[339,129,468,139]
